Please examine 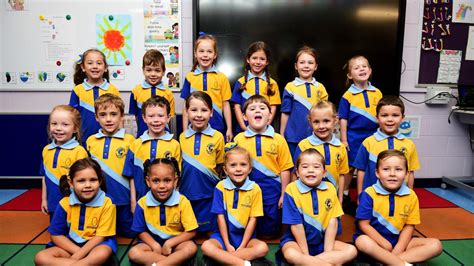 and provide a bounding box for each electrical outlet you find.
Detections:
[425,87,451,105]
